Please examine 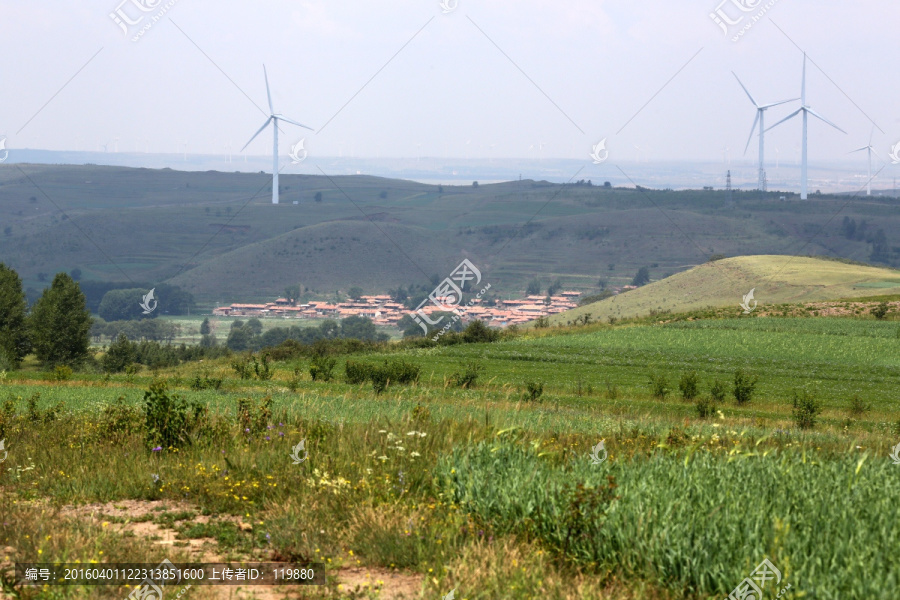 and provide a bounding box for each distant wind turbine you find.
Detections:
[241,65,312,204]
[849,127,881,196]
[765,53,846,199]
[732,71,797,191]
